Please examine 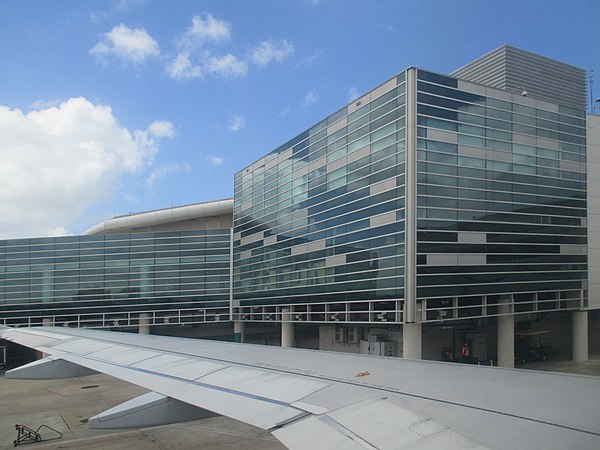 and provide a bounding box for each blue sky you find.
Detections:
[1,0,599,238]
